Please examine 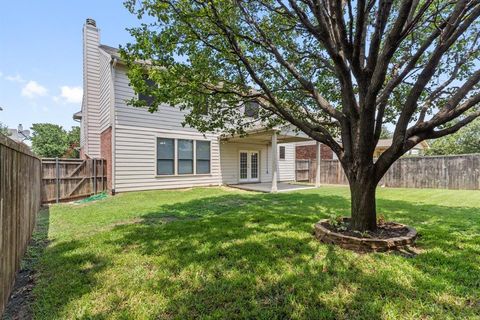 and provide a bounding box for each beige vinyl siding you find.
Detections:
[220,142,295,184]
[80,100,86,148]
[277,143,295,181]
[98,51,112,132]
[82,24,102,157]
[112,66,222,192]
[219,142,272,184]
